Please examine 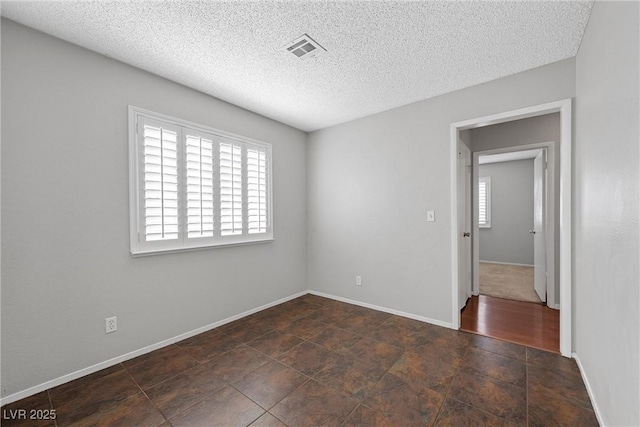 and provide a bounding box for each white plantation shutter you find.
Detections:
[130,107,273,255]
[142,122,179,241]
[478,176,491,228]
[478,180,487,223]
[247,146,268,234]
[219,141,243,236]
[186,133,215,238]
